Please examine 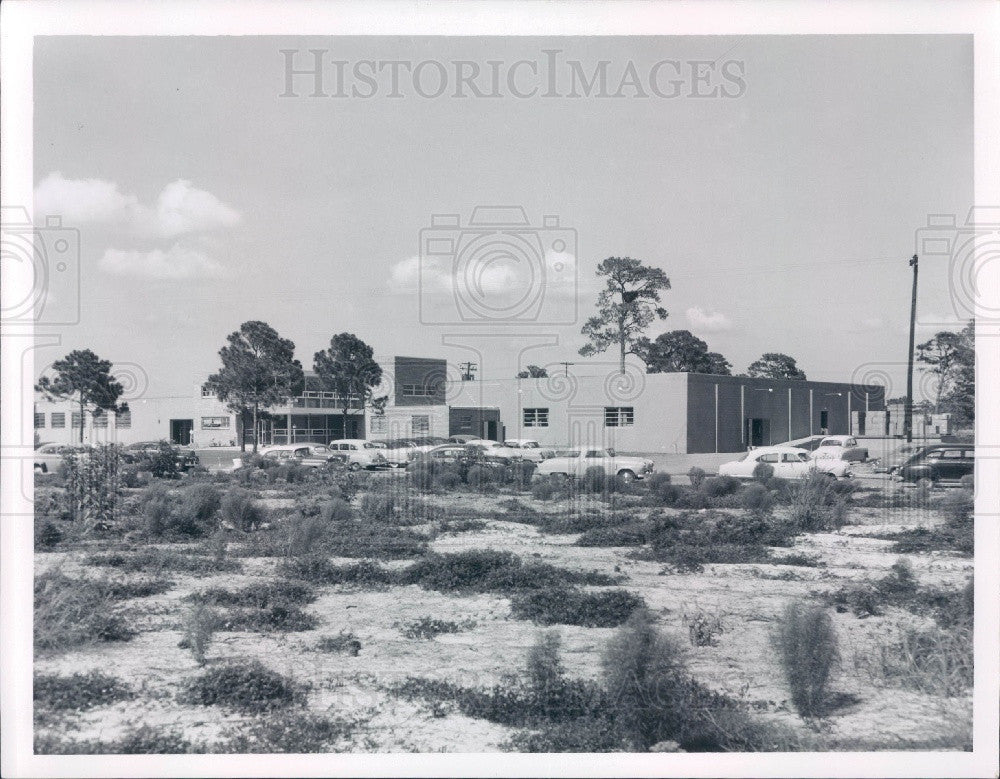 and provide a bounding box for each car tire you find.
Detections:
[349,462,361,471]
[617,469,637,484]
[34,463,46,474]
